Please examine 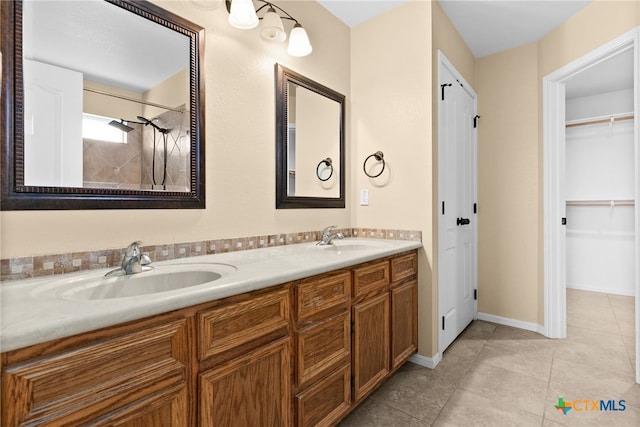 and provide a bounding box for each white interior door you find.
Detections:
[438,52,478,354]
